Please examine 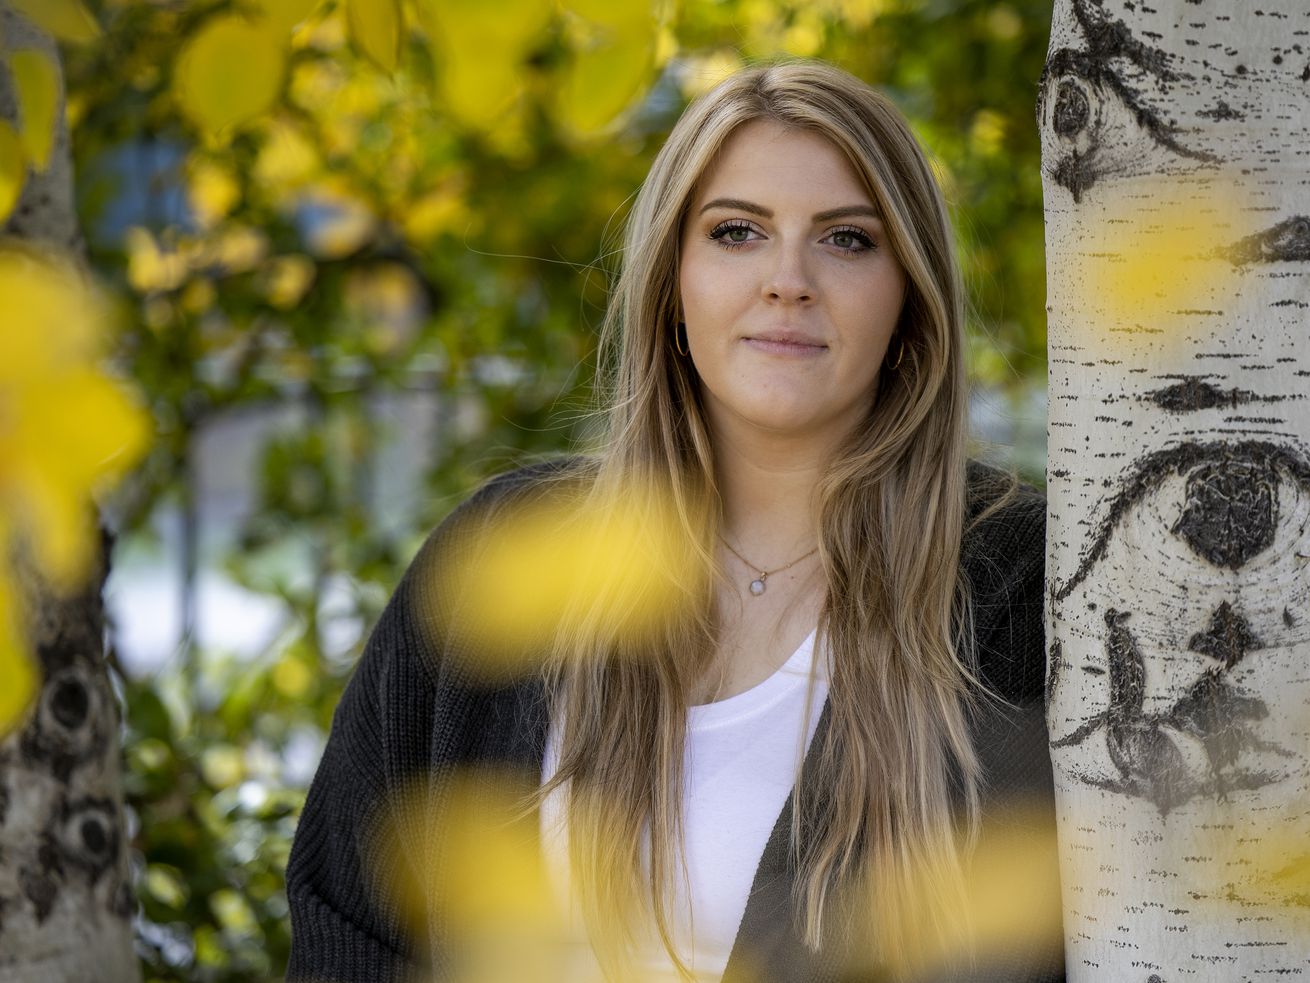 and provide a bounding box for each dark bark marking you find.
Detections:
[1283,607,1295,628]
[1083,665,1107,675]
[1188,601,1261,669]
[0,782,8,826]
[1222,215,1310,265]
[1038,0,1218,201]
[59,797,118,883]
[19,663,106,785]
[1055,609,1289,814]
[1056,440,1310,602]
[50,674,89,731]
[19,859,59,933]
[1046,638,1065,712]
[1197,99,1244,120]
[1171,459,1277,568]
[1055,79,1091,136]
[1145,377,1268,412]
